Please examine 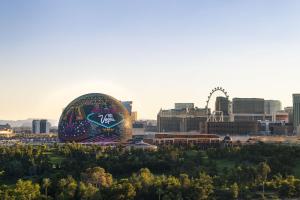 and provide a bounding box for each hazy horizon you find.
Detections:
[1,1,300,120]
